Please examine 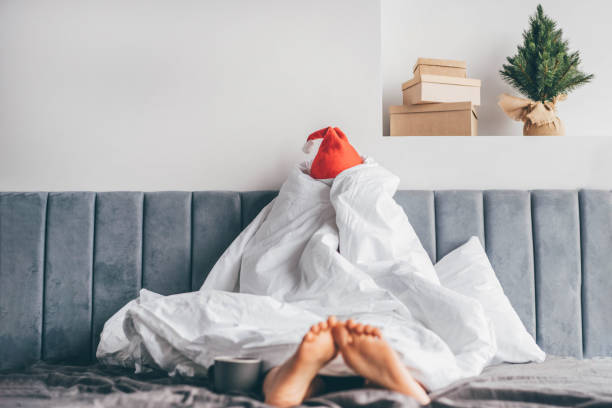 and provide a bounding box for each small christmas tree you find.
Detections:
[500,4,593,103]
